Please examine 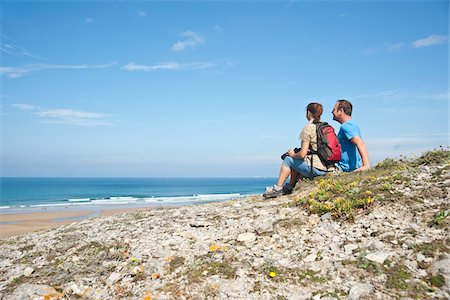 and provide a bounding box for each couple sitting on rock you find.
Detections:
[264,100,371,198]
